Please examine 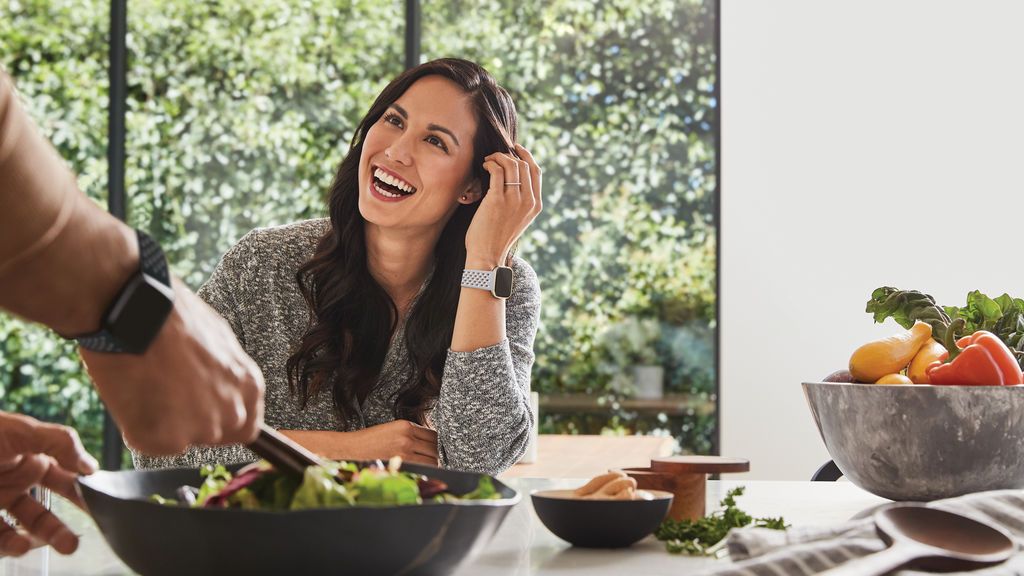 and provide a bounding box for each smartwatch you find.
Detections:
[72,229,175,354]
[461,266,514,299]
